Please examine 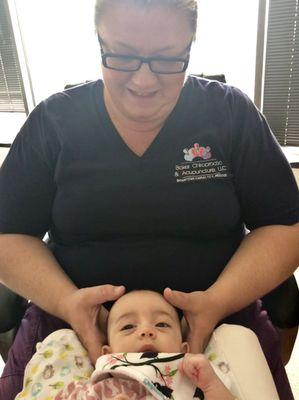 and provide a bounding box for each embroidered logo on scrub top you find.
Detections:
[183,143,211,161]
[174,143,229,183]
